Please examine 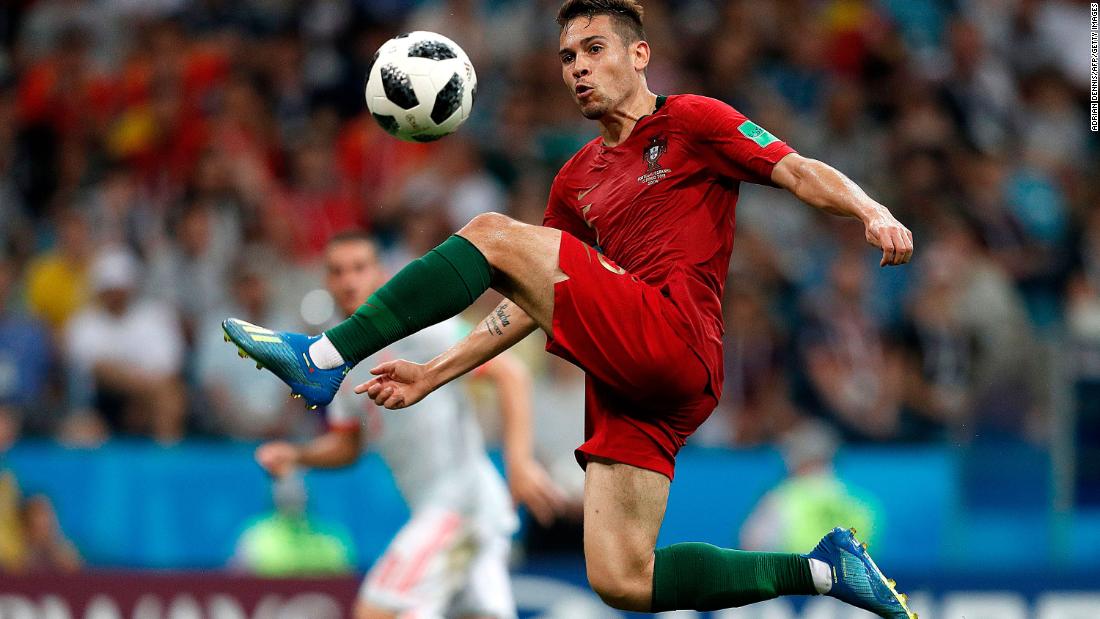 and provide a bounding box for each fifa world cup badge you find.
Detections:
[639,136,671,185]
